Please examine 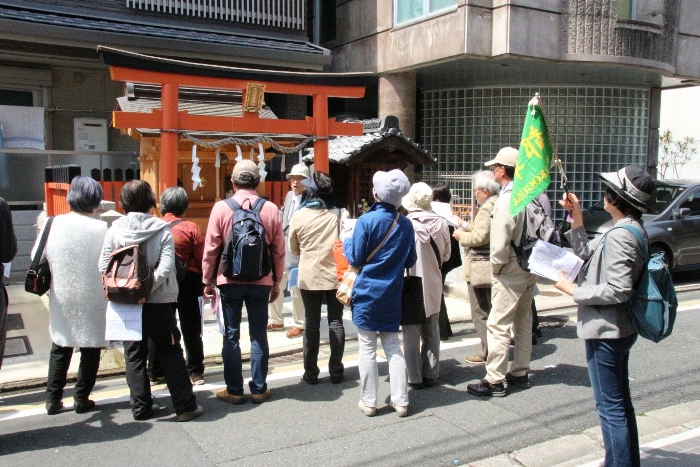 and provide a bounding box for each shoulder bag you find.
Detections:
[25,217,54,296]
[336,213,400,307]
